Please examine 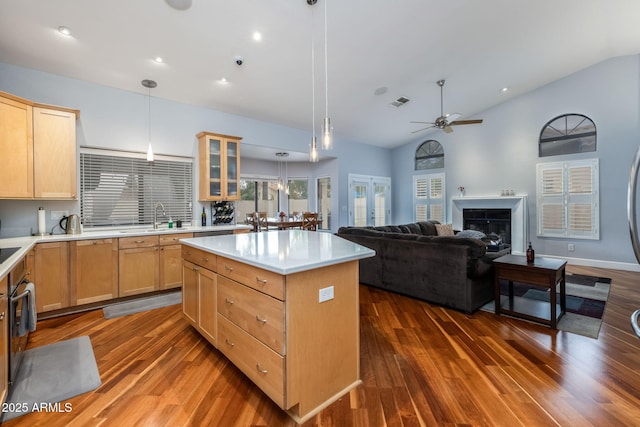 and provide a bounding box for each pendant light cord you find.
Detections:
[311,6,316,139]
[324,0,328,118]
